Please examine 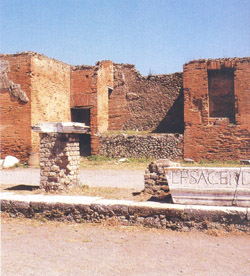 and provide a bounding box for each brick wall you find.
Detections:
[31,54,71,153]
[70,65,96,108]
[71,62,183,155]
[183,58,250,161]
[70,65,99,154]
[0,54,32,160]
[71,61,114,154]
[3,53,248,162]
[109,64,183,133]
